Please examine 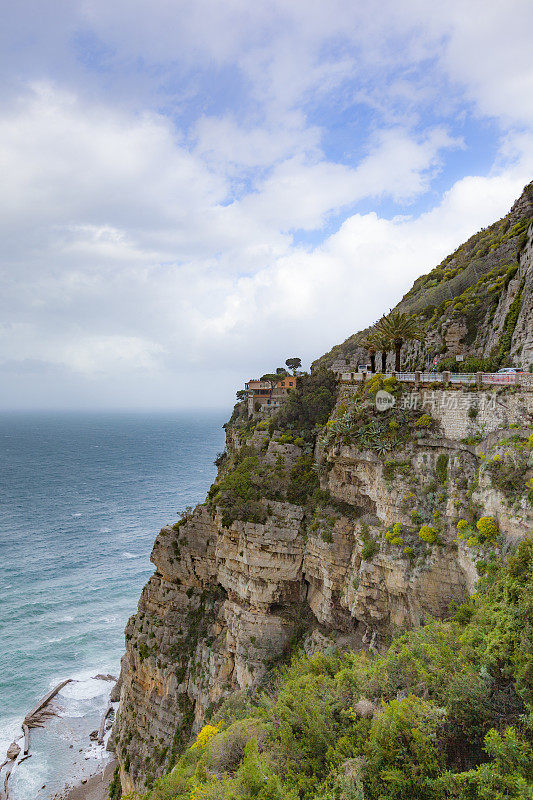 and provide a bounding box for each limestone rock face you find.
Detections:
[114,185,533,789]
[113,380,532,792]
